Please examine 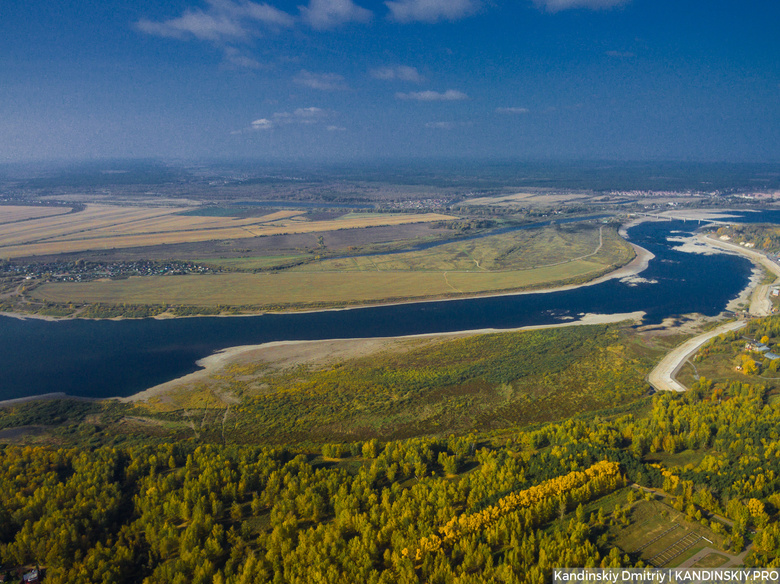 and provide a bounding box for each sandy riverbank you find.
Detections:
[121,310,646,404]
[698,233,780,316]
